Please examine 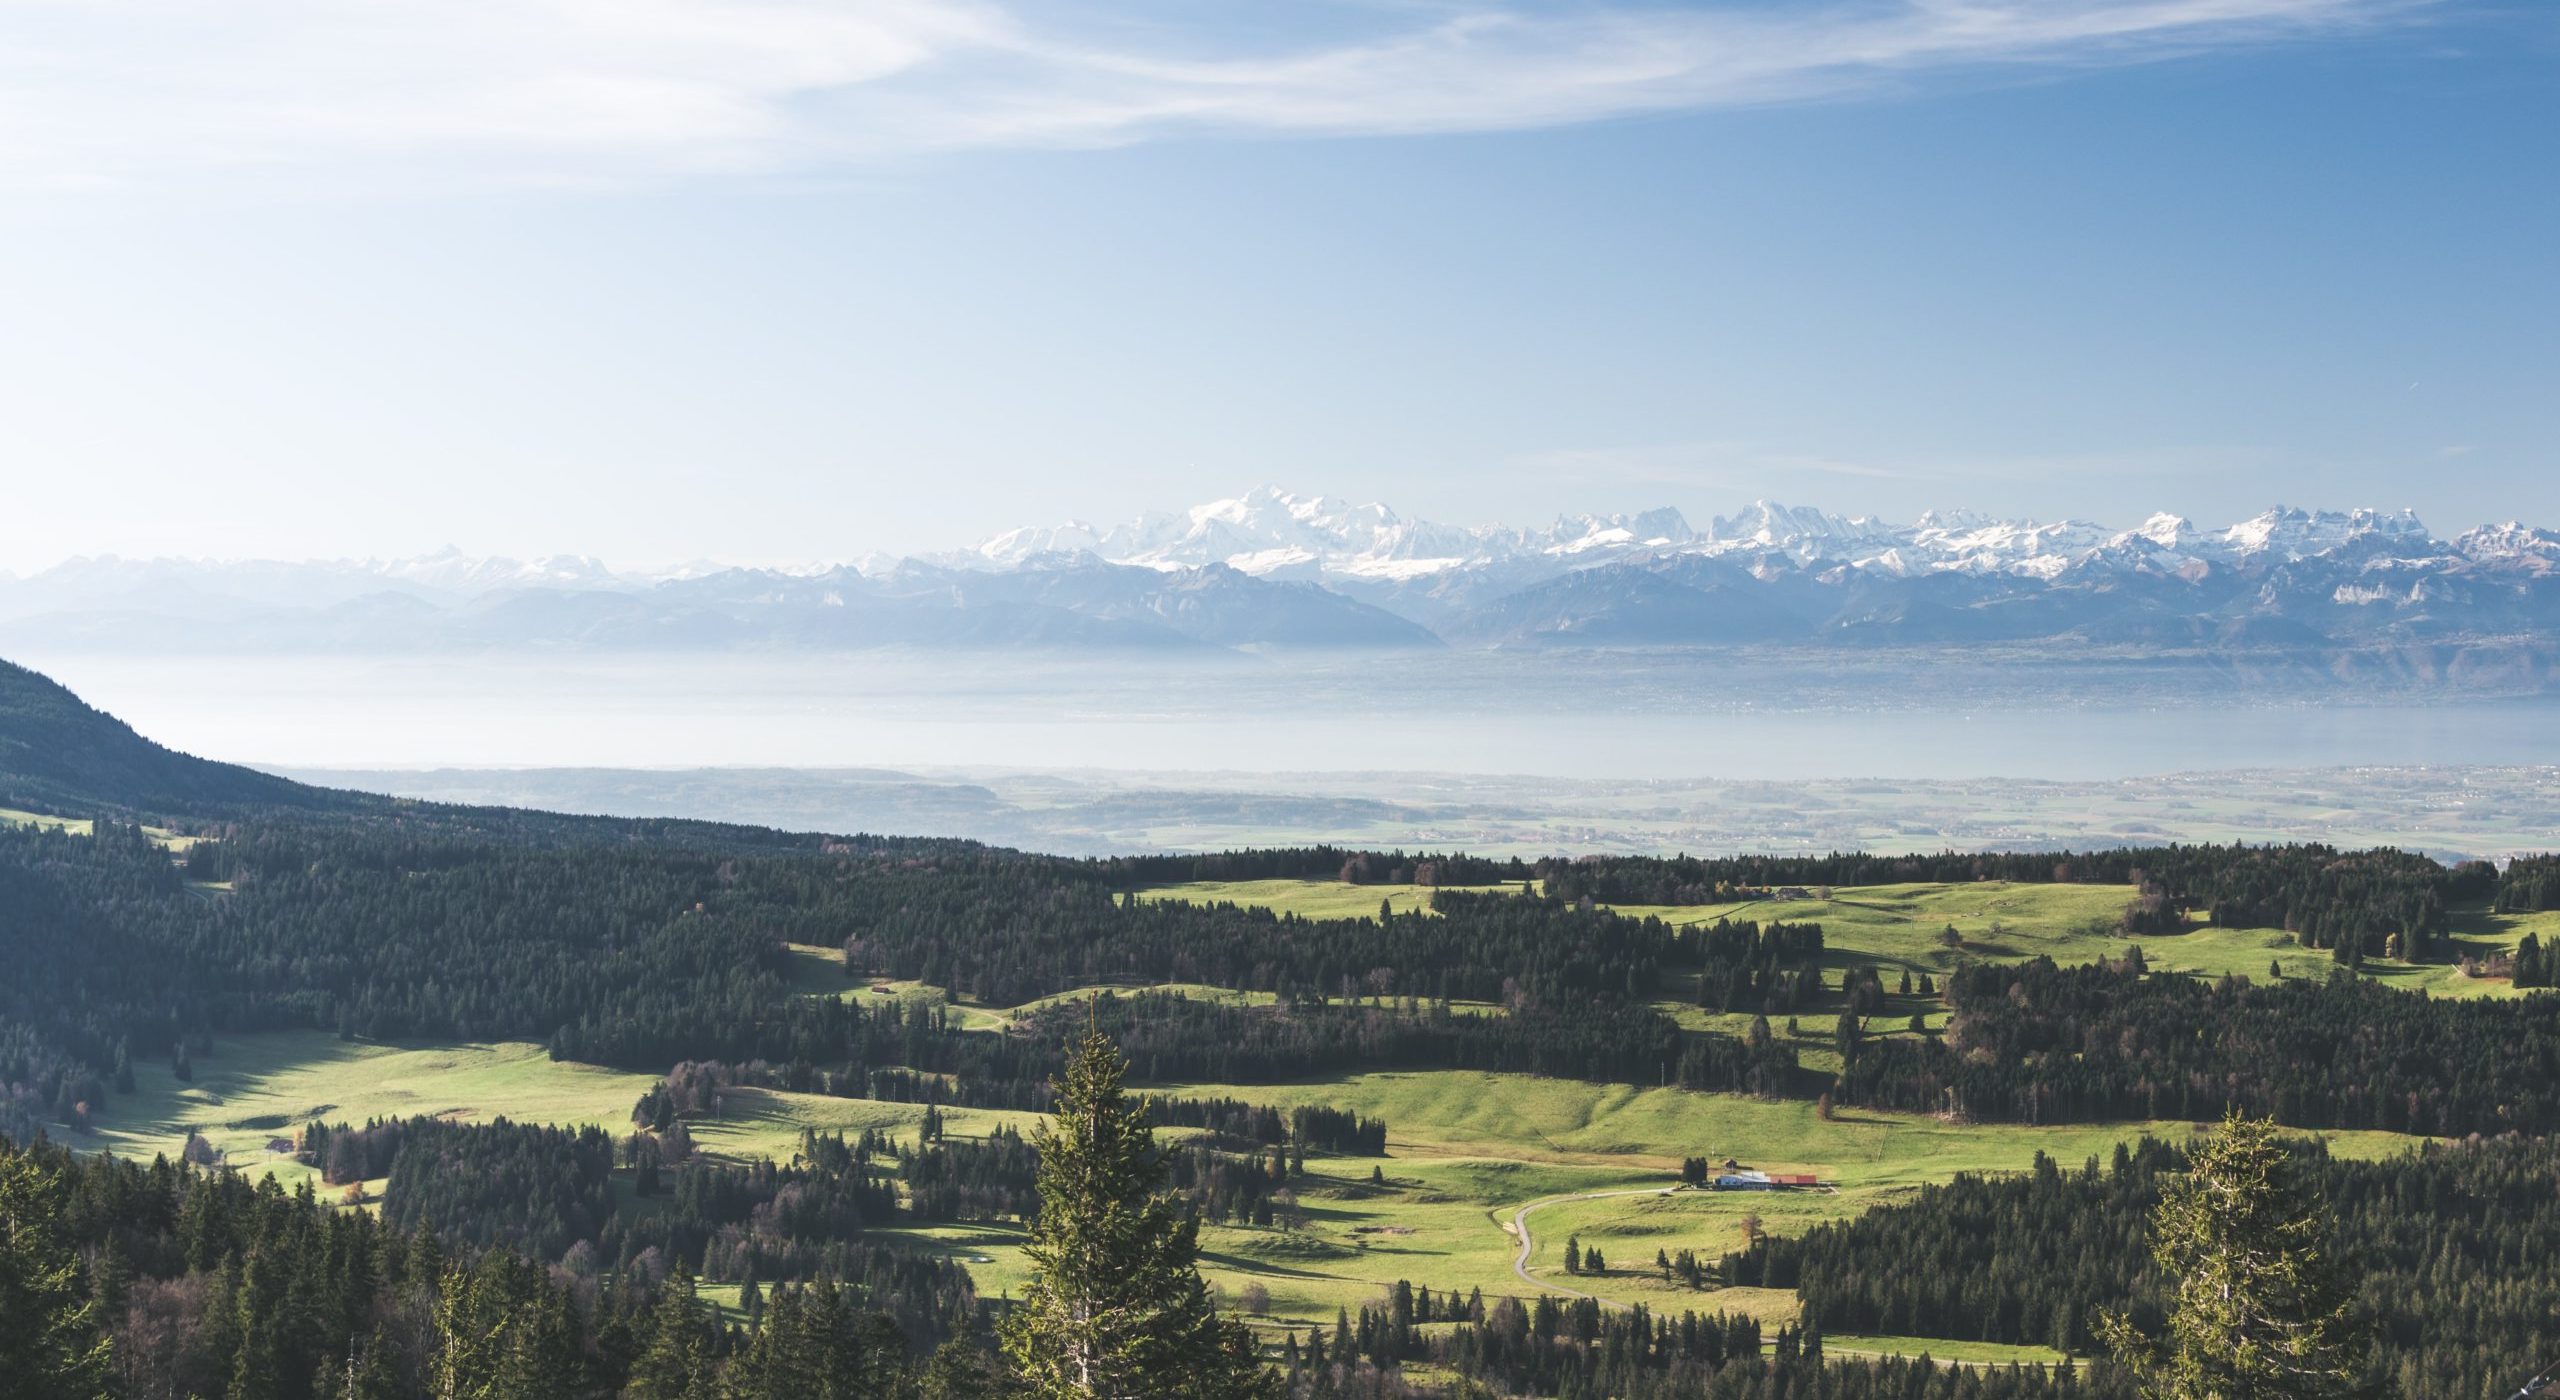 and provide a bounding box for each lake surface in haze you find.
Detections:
[29,651,2560,782]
